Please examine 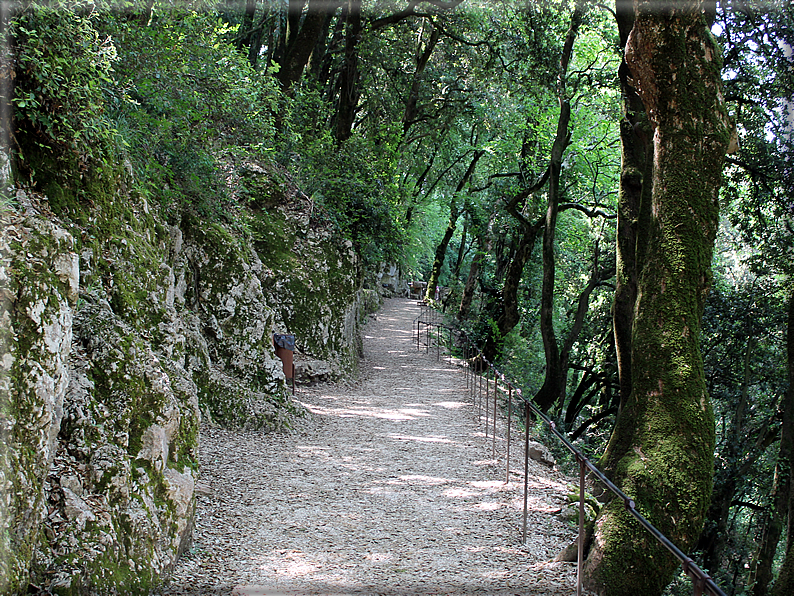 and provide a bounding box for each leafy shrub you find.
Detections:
[106,8,280,218]
[9,1,120,184]
[283,93,406,268]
